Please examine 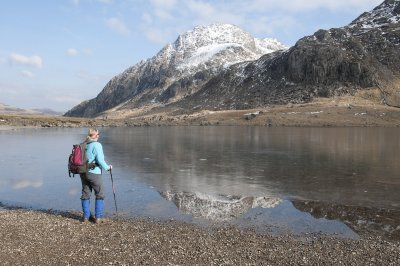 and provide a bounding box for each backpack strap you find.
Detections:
[83,141,99,171]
